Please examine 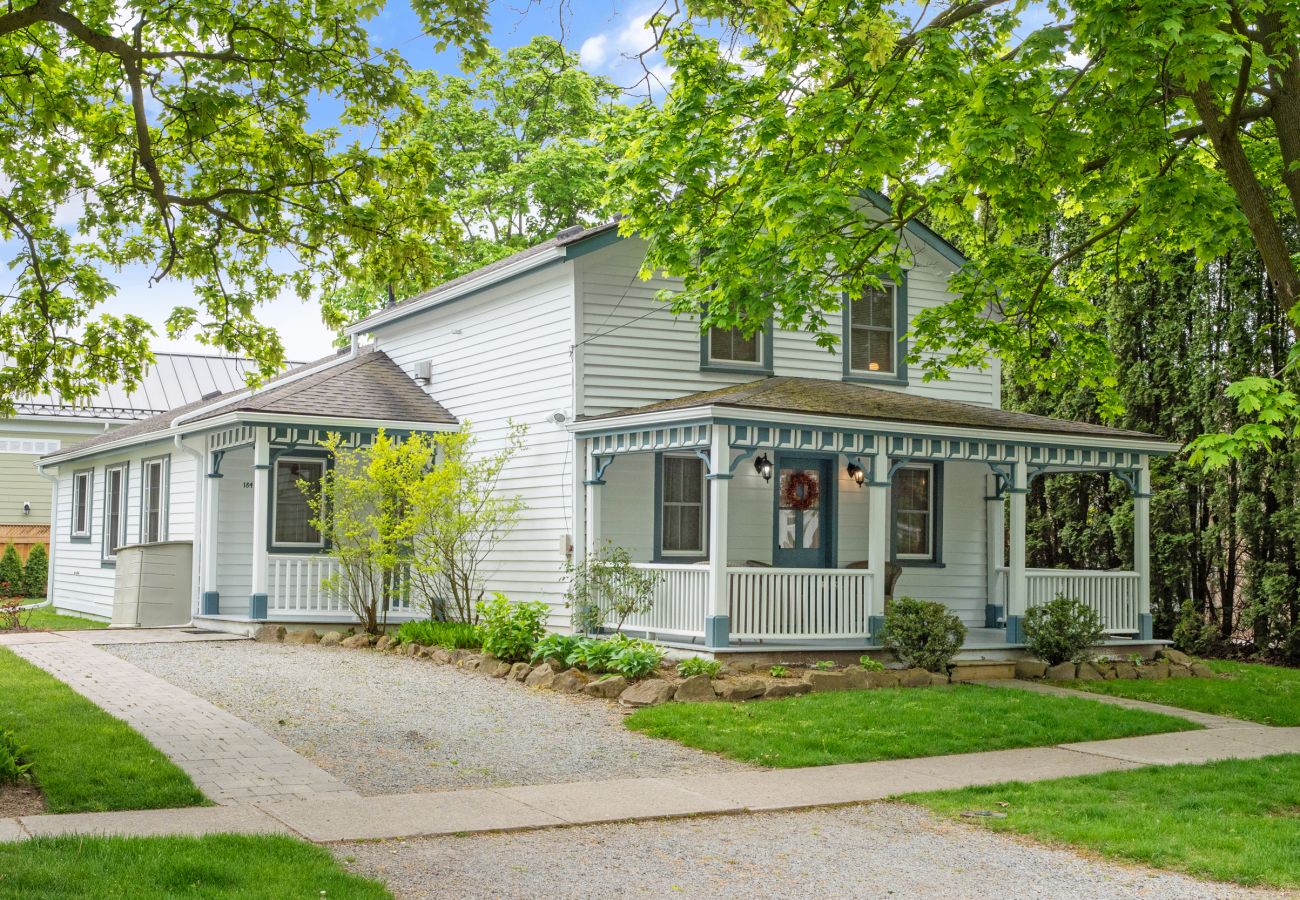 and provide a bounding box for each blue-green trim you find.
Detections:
[560,225,623,259]
[250,593,268,620]
[699,318,775,376]
[1005,614,1024,644]
[704,614,730,649]
[266,450,331,554]
[652,451,709,563]
[860,188,968,270]
[1138,613,1153,640]
[866,614,886,646]
[202,591,221,616]
[985,603,1004,629]
[841,274,909,386]
[771,451,837,569]
[890,460,944,568]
